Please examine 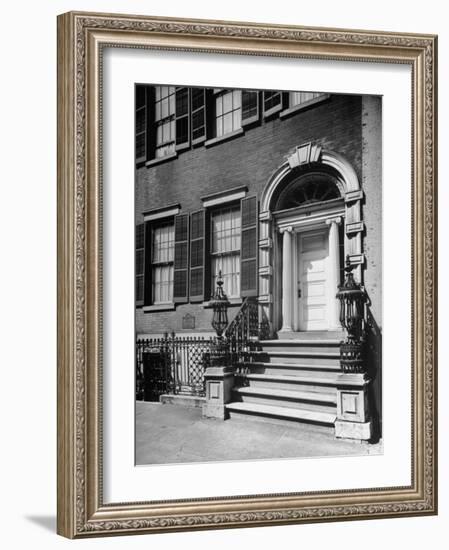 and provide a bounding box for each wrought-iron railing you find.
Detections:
[136,334,217,400]
[224,297,270,365]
